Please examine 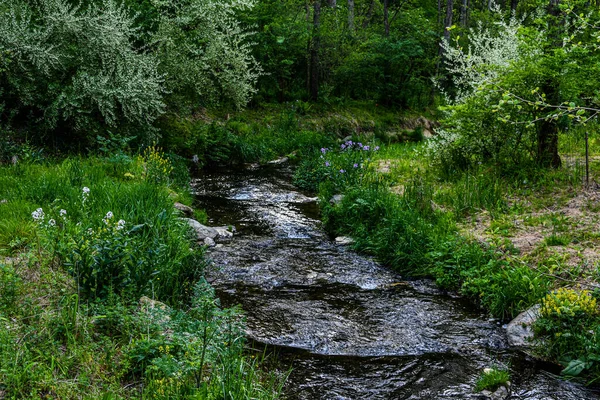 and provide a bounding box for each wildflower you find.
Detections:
[32,208,45,222]
[192,154,199,164]
[341,144,346,150]
[82,187,90,203]
[340,169,346,173]
[321,147,328,154]
[358,142,363,148]
[48,219,56,227]
[353,163,359,168]
[59,209,67,217]
[374,146,380,151]
[363,145,370,151]
[103,211,114,225]
[116,220,126,230]
[325,161,331,167]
